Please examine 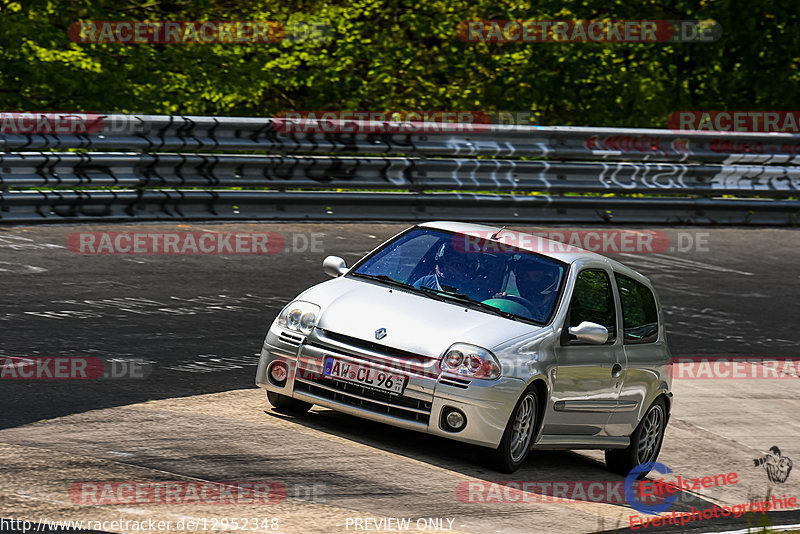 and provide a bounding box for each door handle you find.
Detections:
[611,364,623,378]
